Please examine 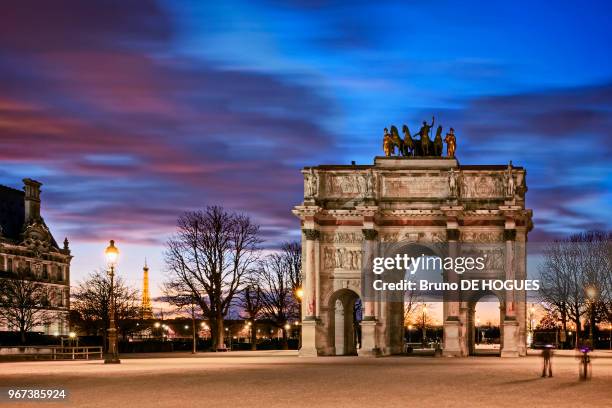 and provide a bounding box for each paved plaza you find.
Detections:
[1,351,611,408]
